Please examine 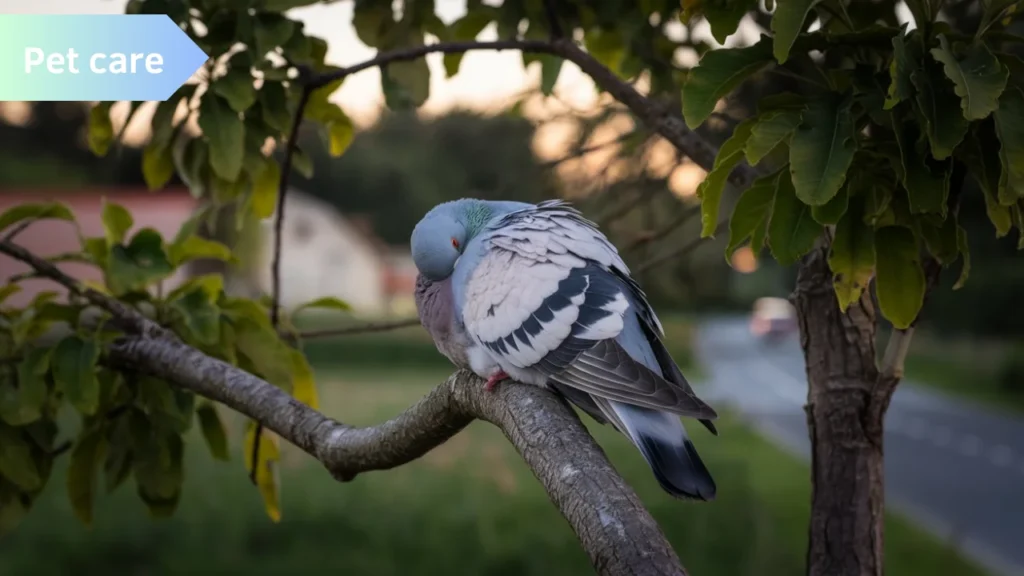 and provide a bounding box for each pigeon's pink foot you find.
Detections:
[484,371,509,391]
